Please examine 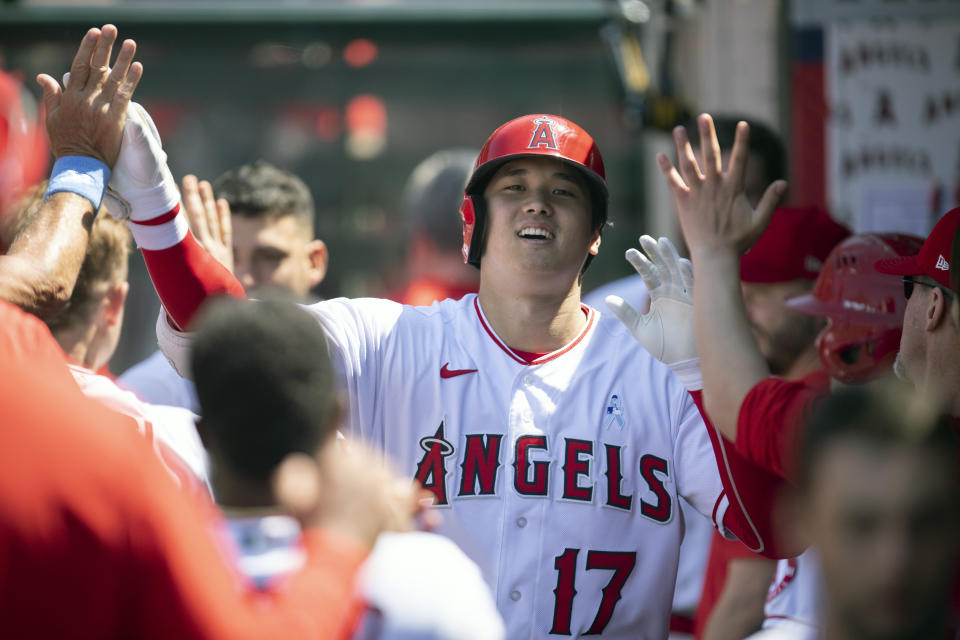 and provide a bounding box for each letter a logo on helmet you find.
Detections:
[528,117,558,150]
